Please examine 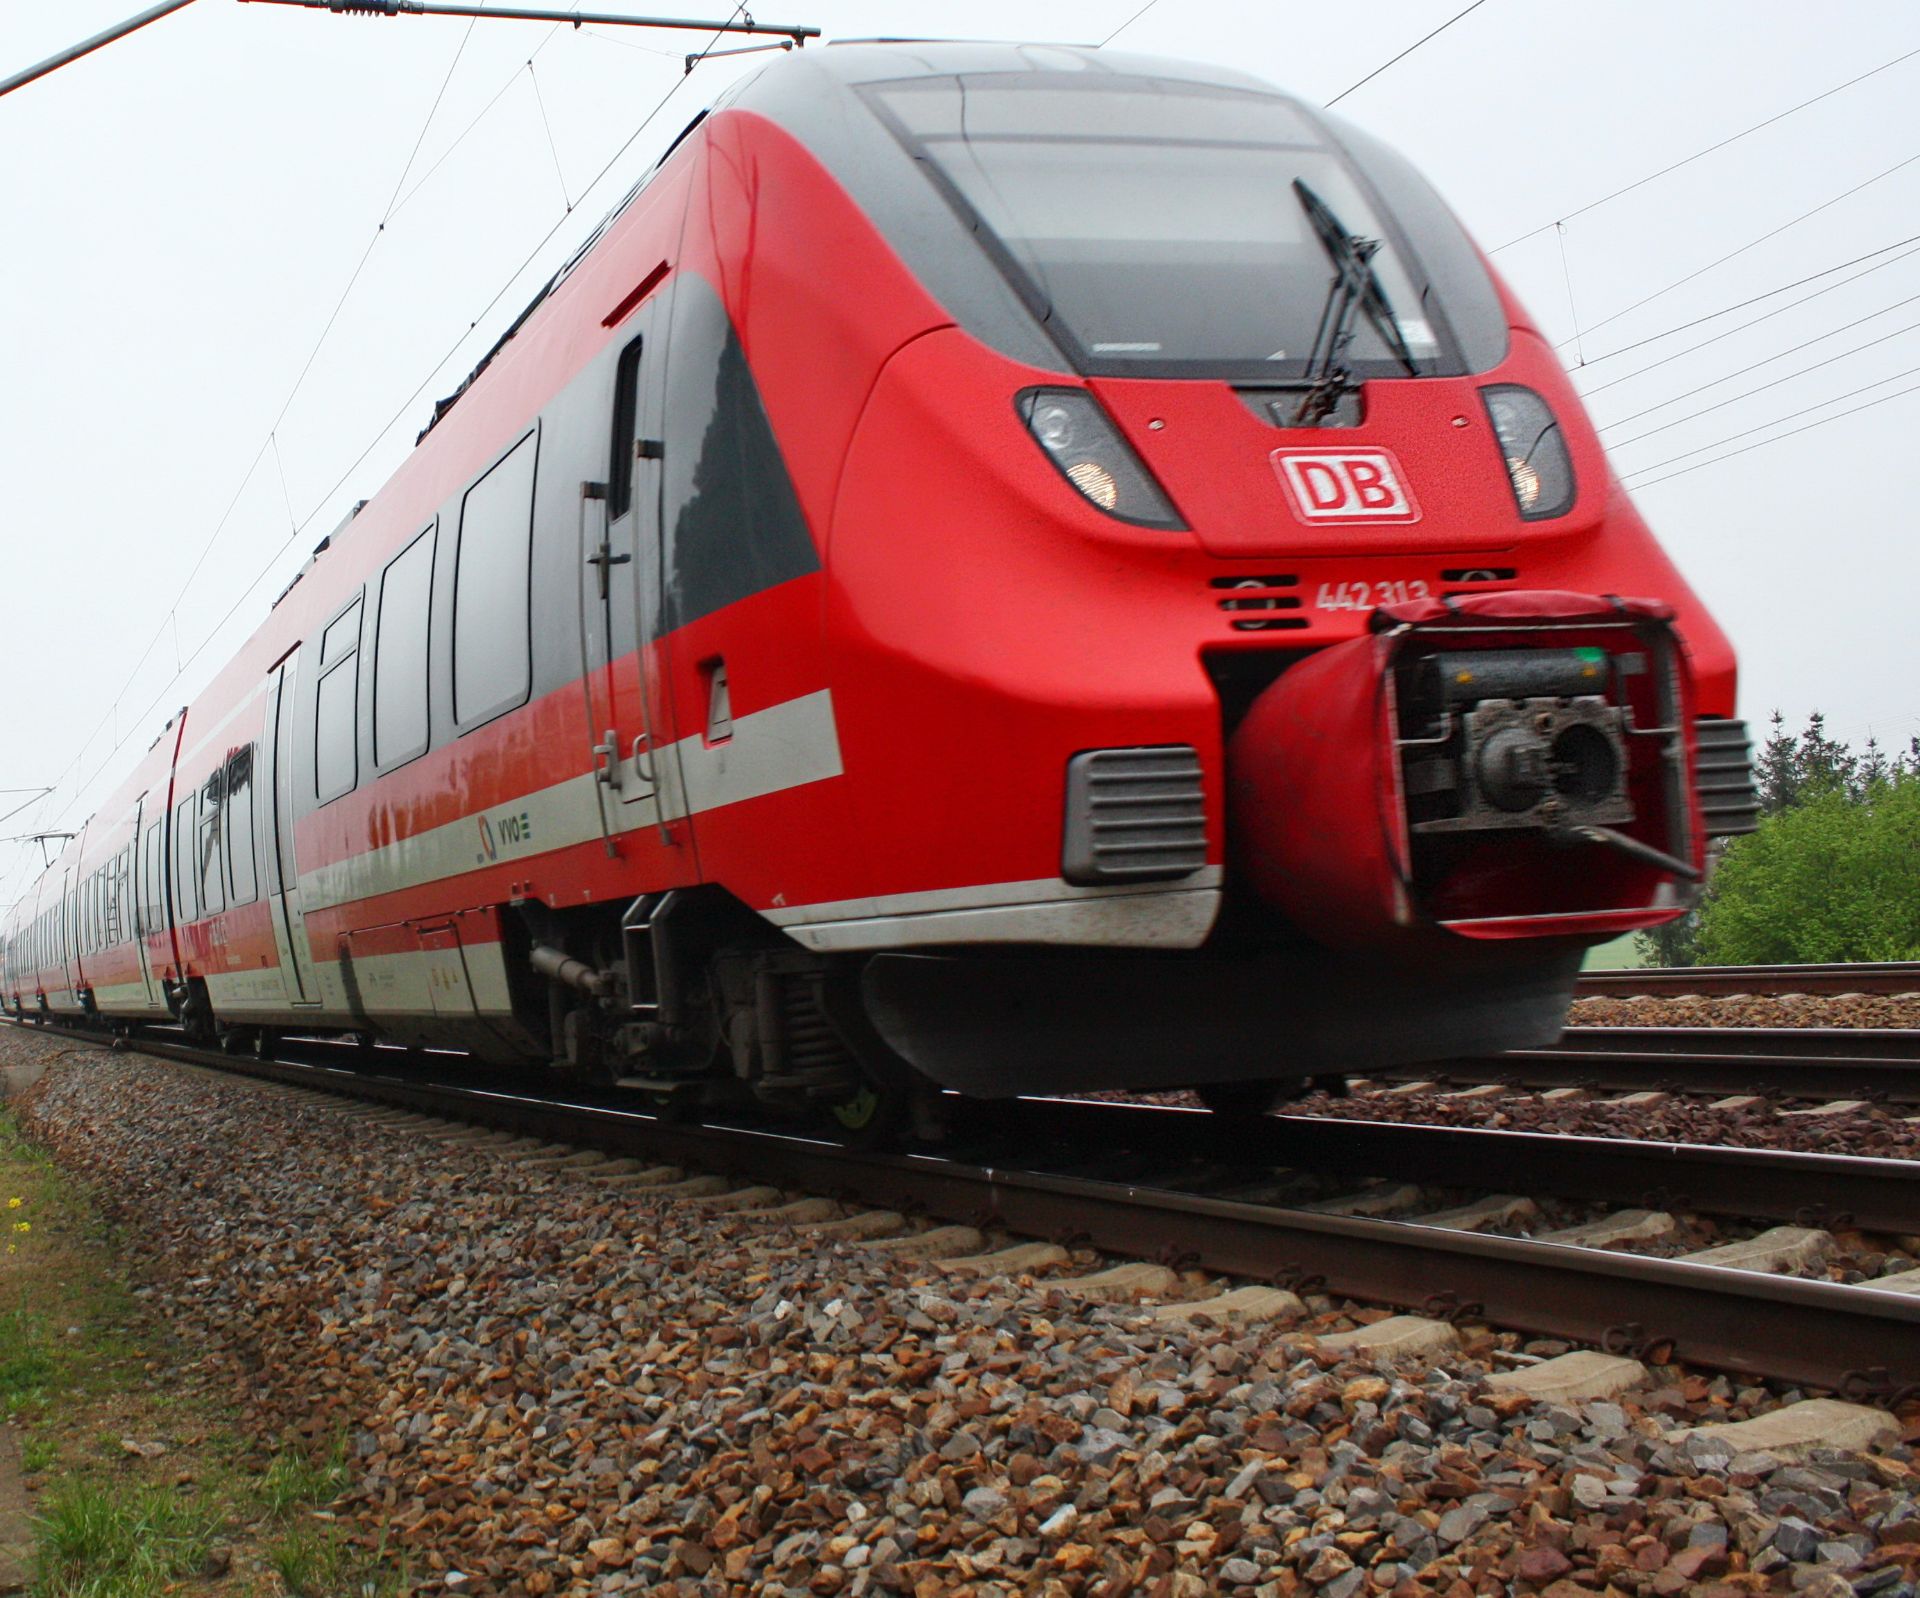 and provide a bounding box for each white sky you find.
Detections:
[4,0,1919,906]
